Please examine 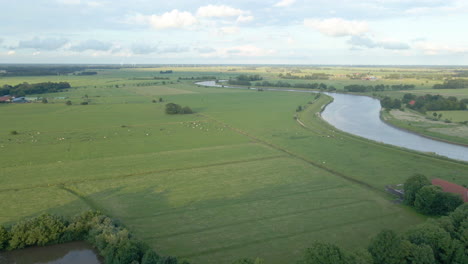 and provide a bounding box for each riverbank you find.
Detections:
[380,109,468,147]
